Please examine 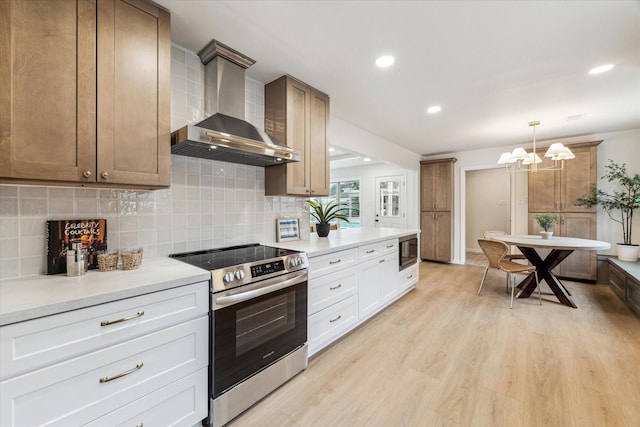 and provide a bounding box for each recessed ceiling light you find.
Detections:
[363,157,371,162]
[427,105,442,114]
[375,56,394,68]
[328,147,335,152]
[588,64,614,75]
